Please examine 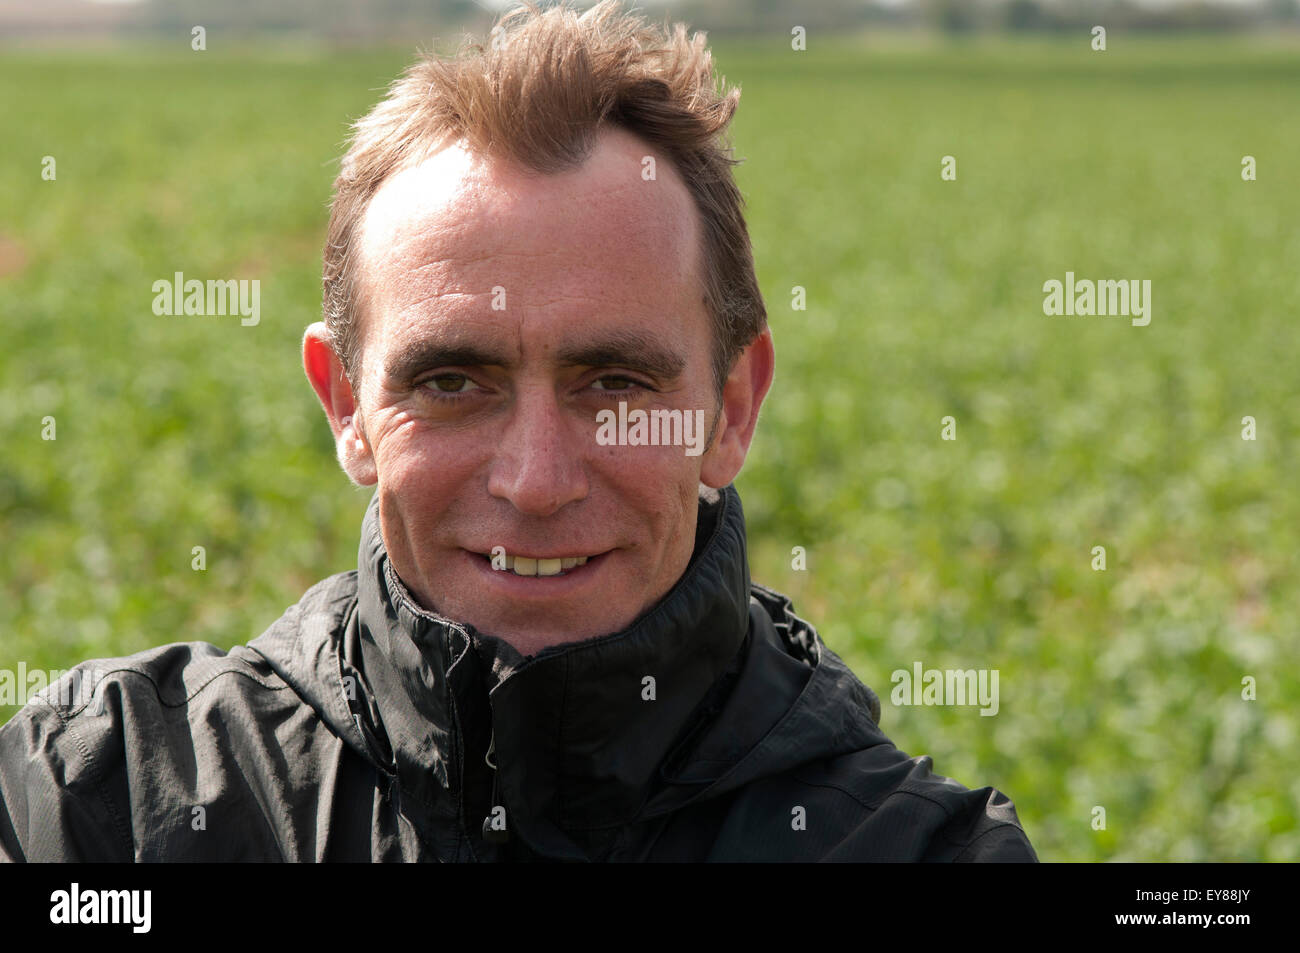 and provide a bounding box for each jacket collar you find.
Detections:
[352,483,754,857]
[247,482,888,860]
